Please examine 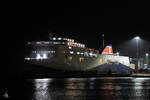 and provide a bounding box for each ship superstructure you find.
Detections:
[25,37,100,71]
